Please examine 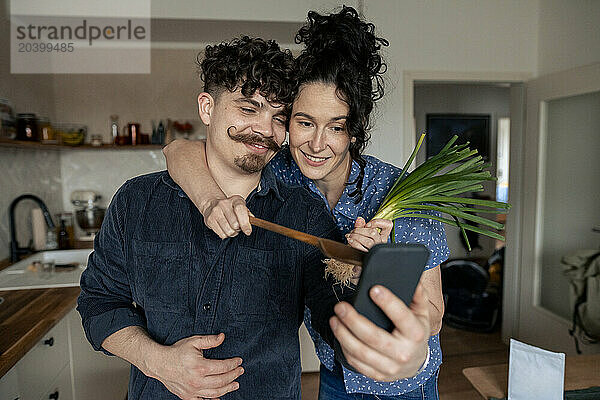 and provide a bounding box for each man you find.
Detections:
[77,36,350,400]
